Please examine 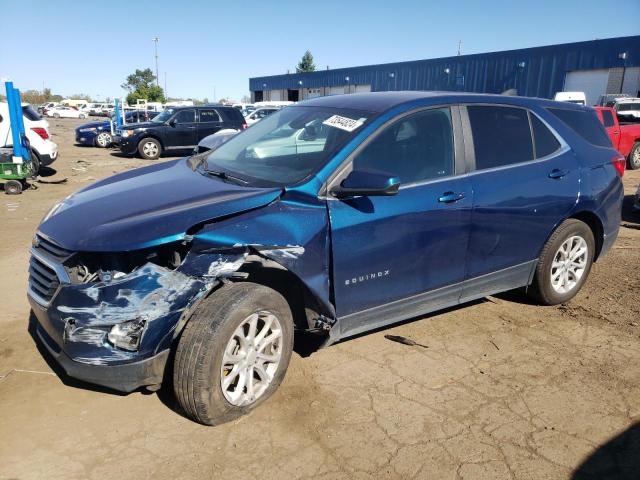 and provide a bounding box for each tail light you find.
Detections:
[242,122,248,130]
[611,153,626,177]
[31,127,49,140]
